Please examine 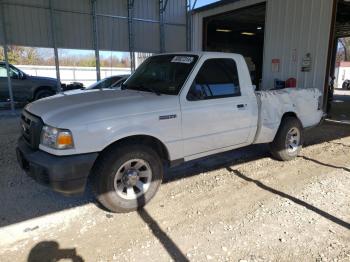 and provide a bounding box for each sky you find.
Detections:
[193,0,220,8]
